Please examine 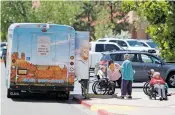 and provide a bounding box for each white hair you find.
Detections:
[124,54,130,60]
[153,72,160,77]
